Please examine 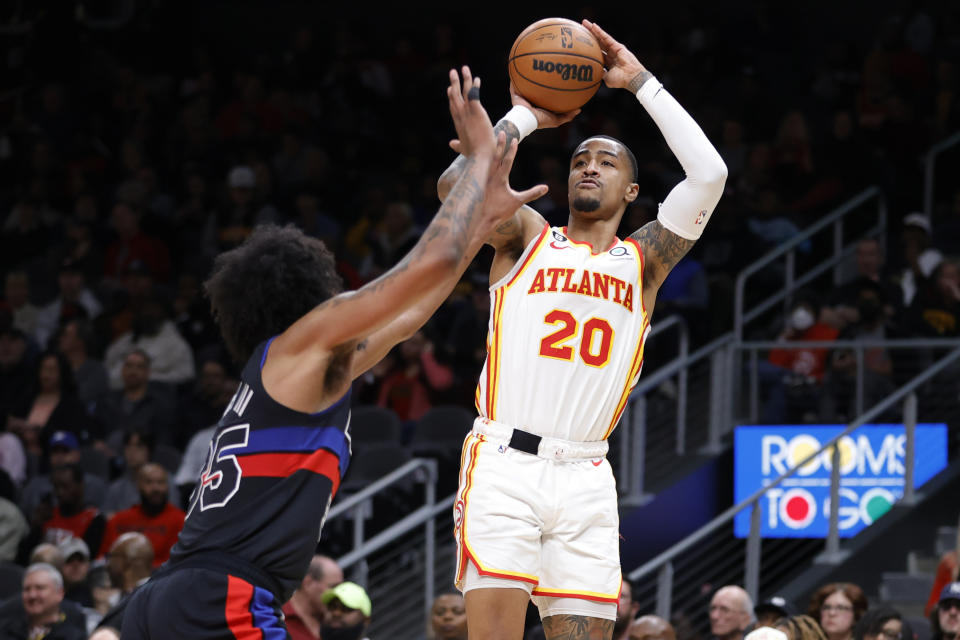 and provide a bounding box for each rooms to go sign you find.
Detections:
[734,424,947,538]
